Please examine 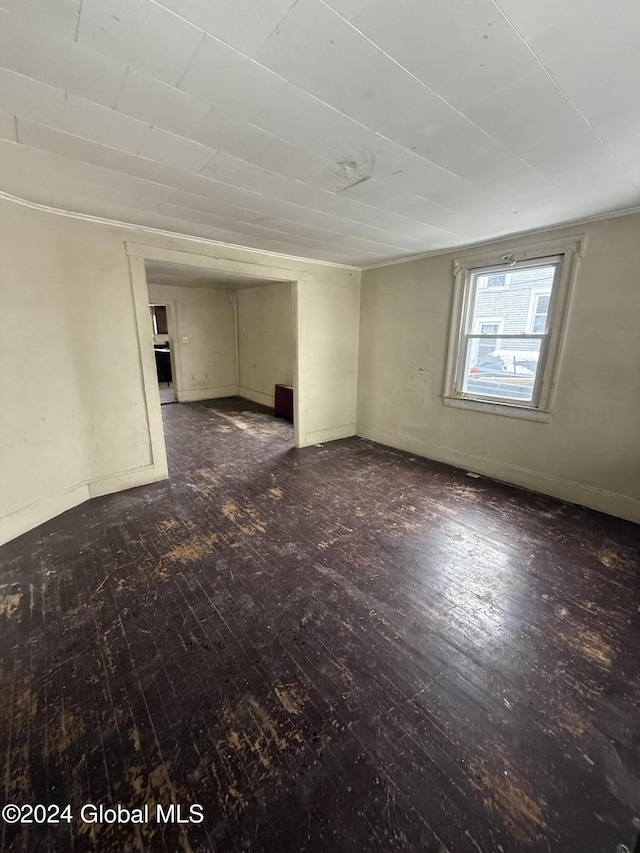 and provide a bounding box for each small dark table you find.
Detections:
[274,384,293,421]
